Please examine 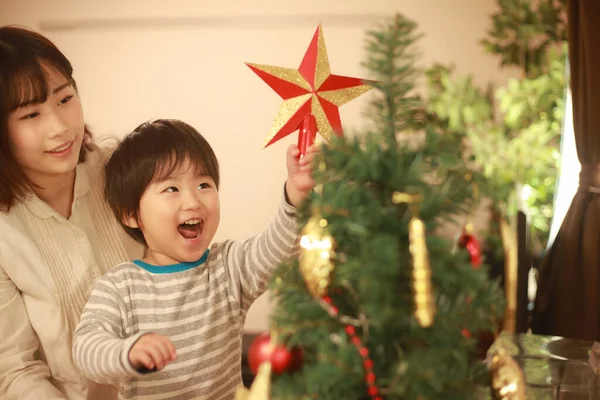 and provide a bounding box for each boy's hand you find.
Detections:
[285,144,318,208]
[128,333,176,372]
